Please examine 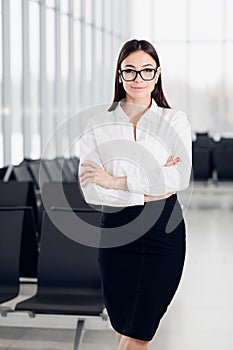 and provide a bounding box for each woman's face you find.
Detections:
[119,50,161,102]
